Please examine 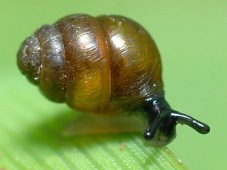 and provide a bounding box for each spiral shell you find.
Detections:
[17,14,163,113]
